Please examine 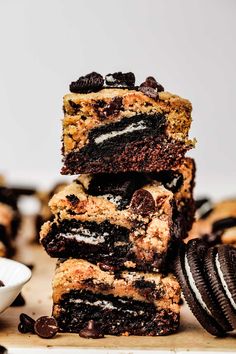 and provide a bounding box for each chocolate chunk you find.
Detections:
[70,72,104,94]
[130,189,155,216]
[18,313,35,334]
[79,320,104,339]
[34,316,58,339]
[0,280,5,287]
[11,293,25,307]
[140,76,164,92]
[212,217,236,233]
[66,194,79,207]
[98,263,118,272]
[0,345,8,354]
[102,97,123,117]
[105,72,135,87]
